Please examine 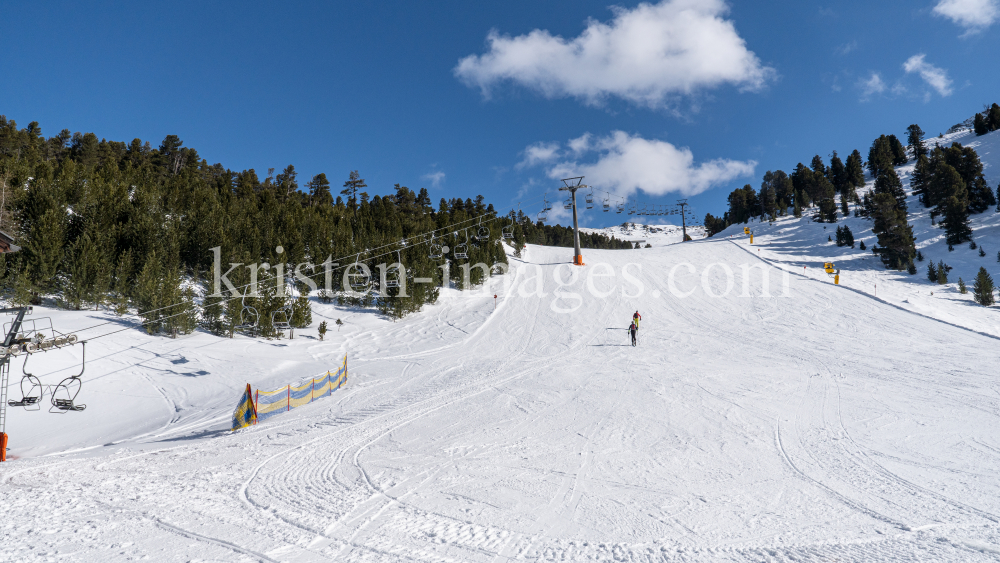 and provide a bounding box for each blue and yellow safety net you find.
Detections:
[232,355,348,430]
